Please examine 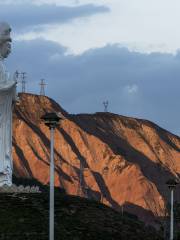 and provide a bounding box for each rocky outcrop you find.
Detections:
[12,93,180,223]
